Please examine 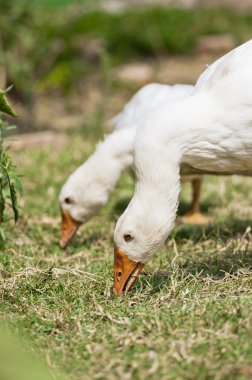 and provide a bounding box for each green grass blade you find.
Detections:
[0,90,17,117]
